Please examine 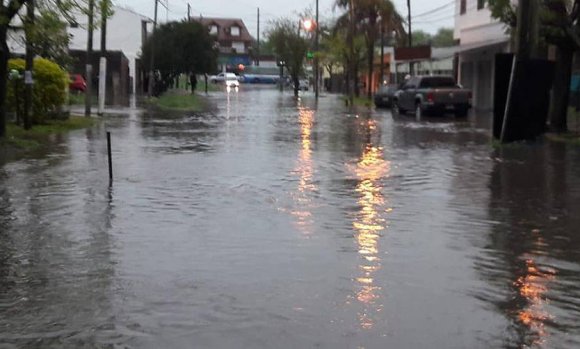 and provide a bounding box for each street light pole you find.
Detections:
[348,0,355,106]
[380,18,384,85]
[314,0,319,99]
